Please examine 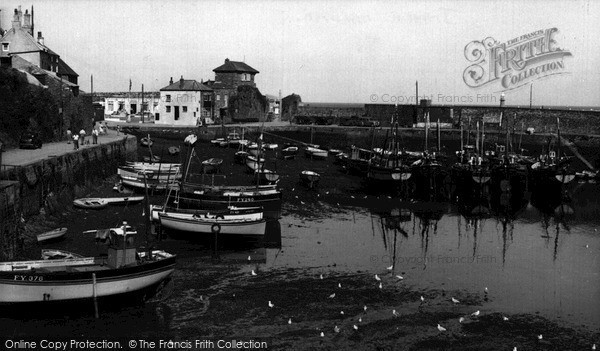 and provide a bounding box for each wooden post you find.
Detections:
[436,118,441,153]
[92,273,99,318]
